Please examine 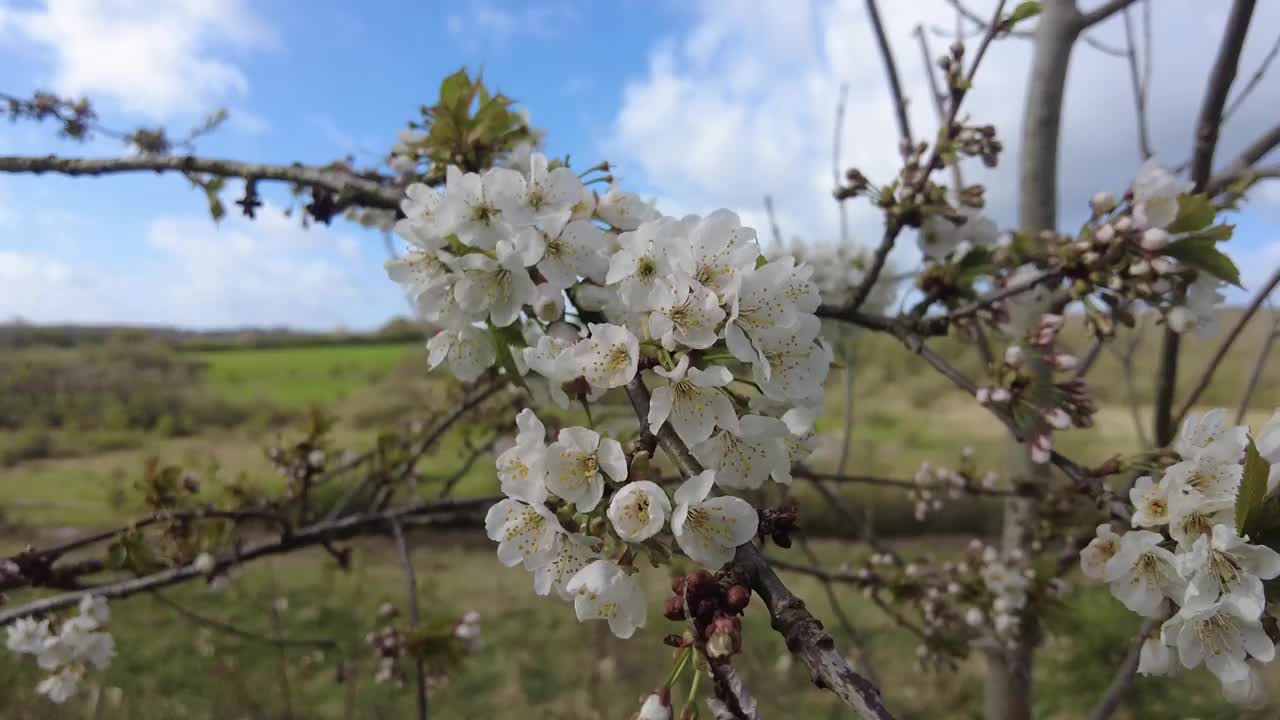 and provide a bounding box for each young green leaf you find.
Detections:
[1166,194,1216,233]
[487,320,529,392]
[1237,438,1269,533]
[1161,237,1243,287]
